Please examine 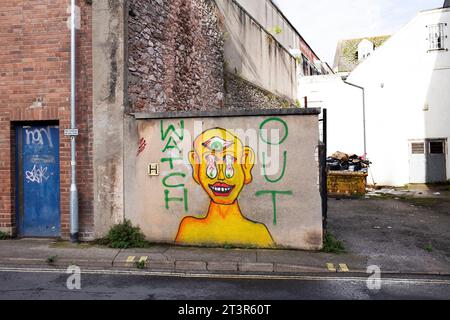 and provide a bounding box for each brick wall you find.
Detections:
[0,0,93,239]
